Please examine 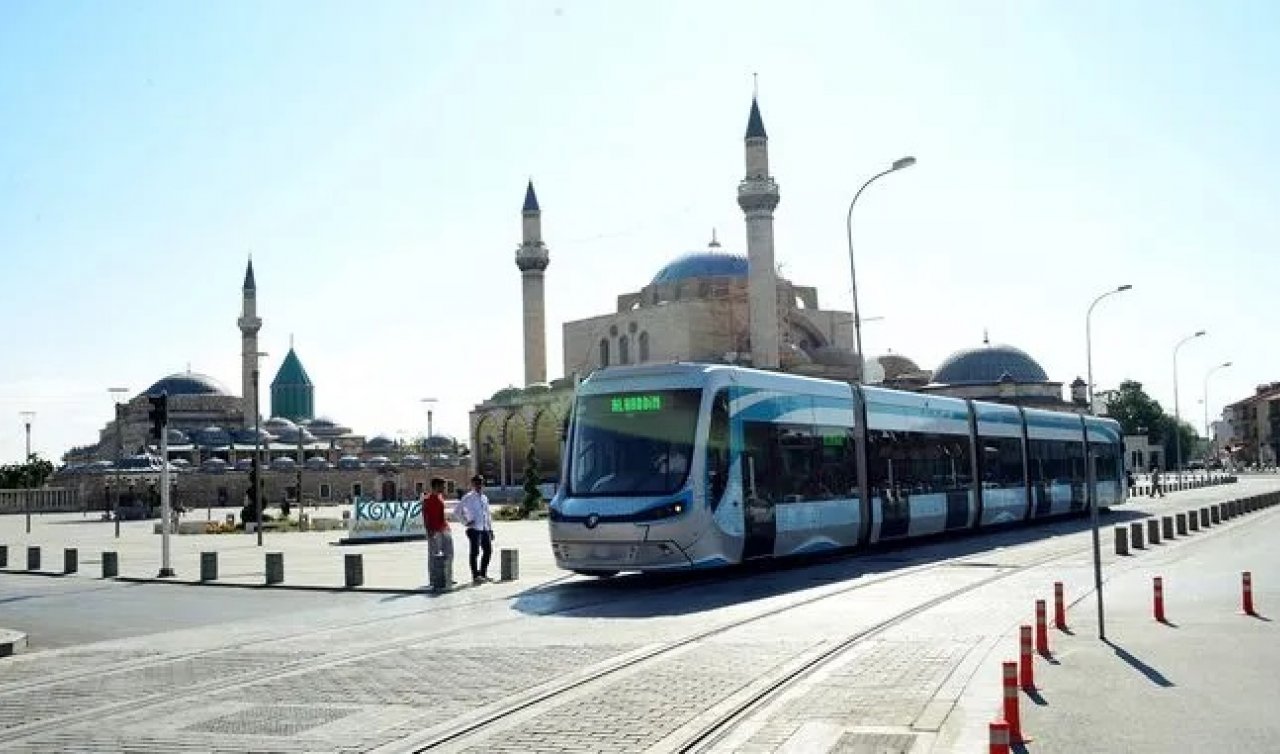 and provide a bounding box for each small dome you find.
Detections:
[490,386,522,403]
[269,457,297,470]
[651,252,748,285]
[201,458,228,473]
[142,372,231,397]
[232,428,274,444]
[933,344,1049,386]
[365,435,395,450]
[166,428,189,445]
[337,455,363,469]
[424,435,455,450]
[863,353,922,384]
[263,417,298,433]
[304,456,330,470]
[195,426,231,447]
